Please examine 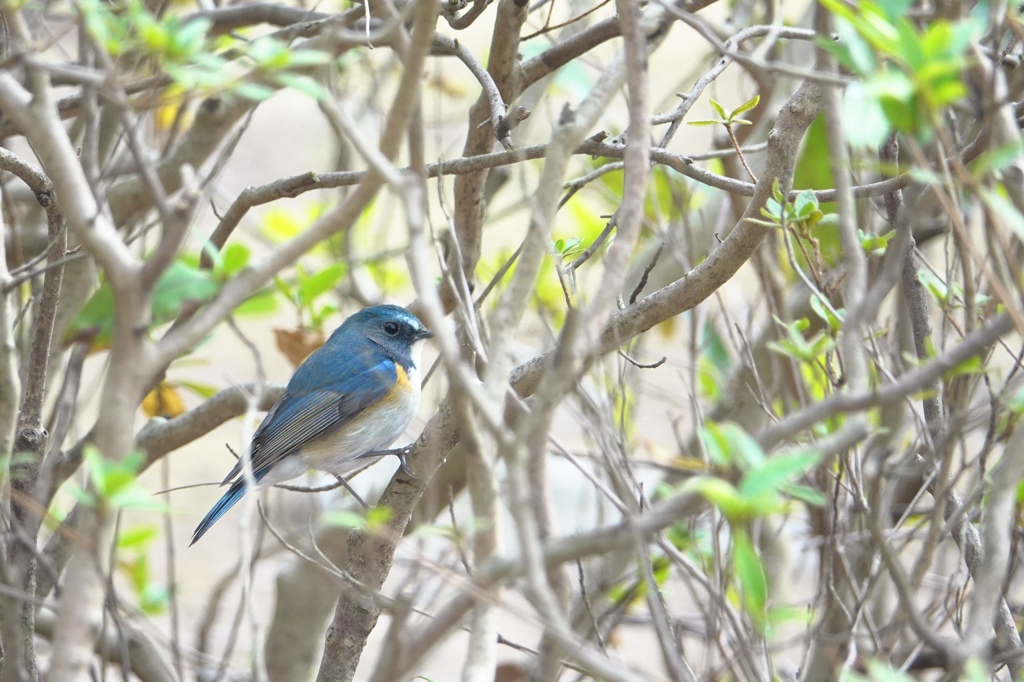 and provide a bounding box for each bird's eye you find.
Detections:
[383,321,400,335]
